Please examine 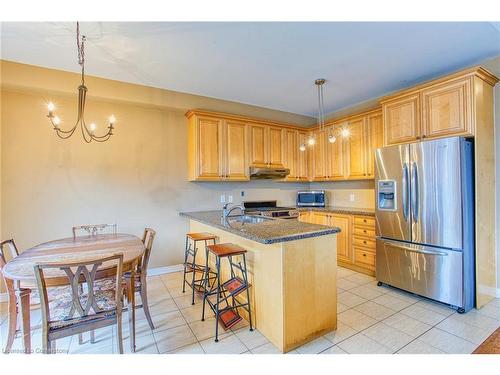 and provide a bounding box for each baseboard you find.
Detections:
[0,264,184,302]
[147,264,183,276]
